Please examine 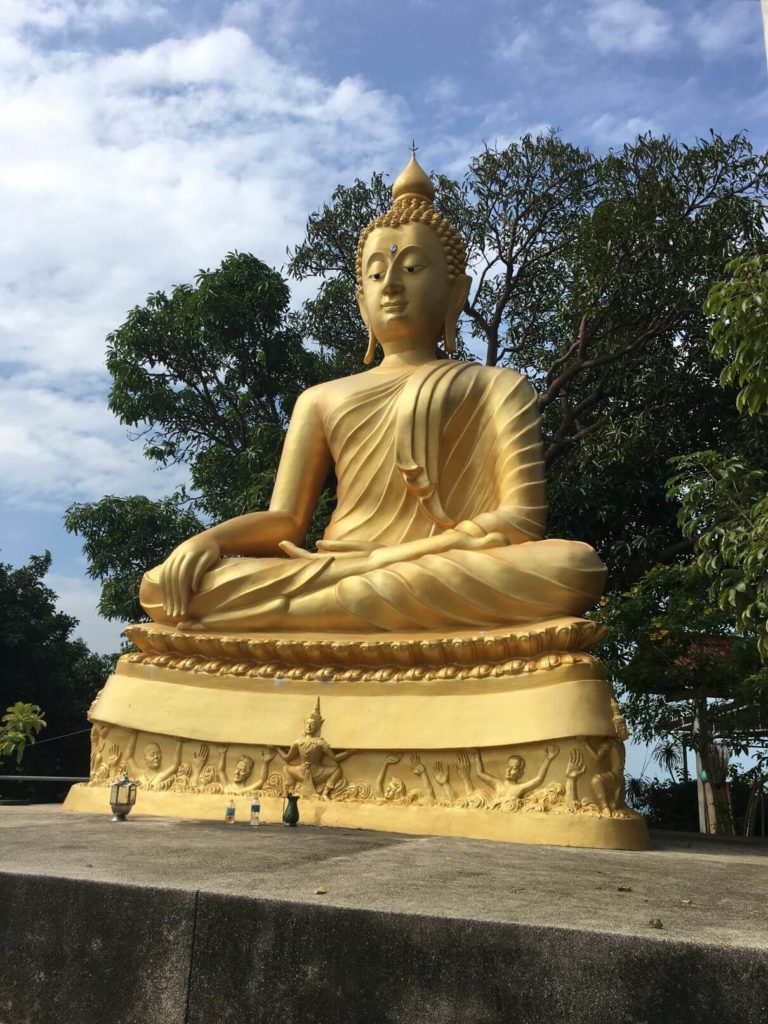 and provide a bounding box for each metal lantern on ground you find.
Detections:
[109,771,137,821]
